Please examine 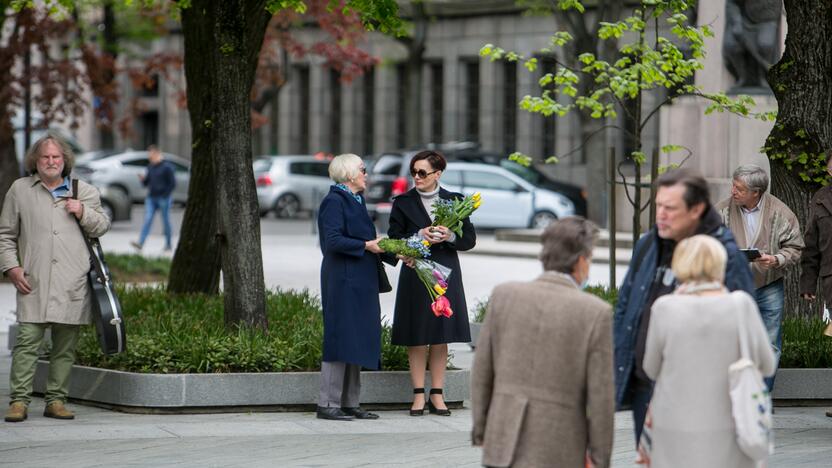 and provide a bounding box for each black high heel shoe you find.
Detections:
[427,388,451,416]
[409,388,426,416]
